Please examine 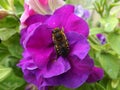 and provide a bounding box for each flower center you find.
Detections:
[52,28,69,57]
